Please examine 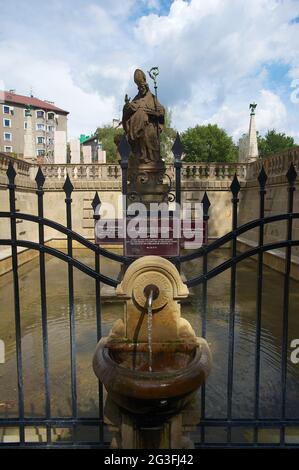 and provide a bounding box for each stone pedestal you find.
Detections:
[82,145,92,164]
[98,149,106,163]
[104,393,200,449]
[23,116,36,162]
[128,159,171,205]
[54,130,67,164]
[70,138,81,163]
